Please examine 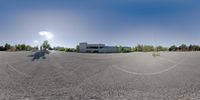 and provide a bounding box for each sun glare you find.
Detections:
[39,31,54,40]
